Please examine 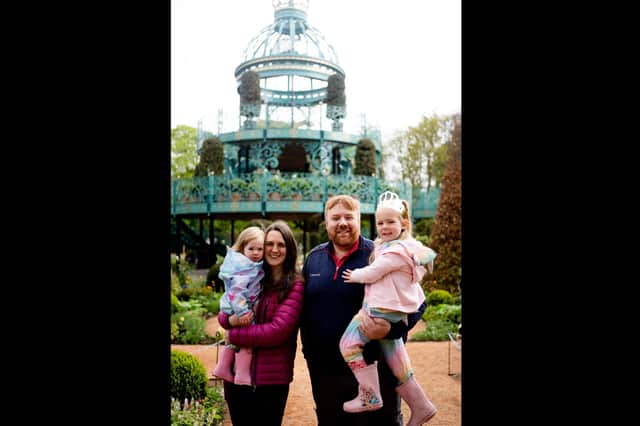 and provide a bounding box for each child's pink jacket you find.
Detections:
[348,238,435,314]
